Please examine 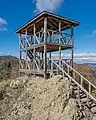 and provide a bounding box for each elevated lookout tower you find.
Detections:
[16,11,79,78]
